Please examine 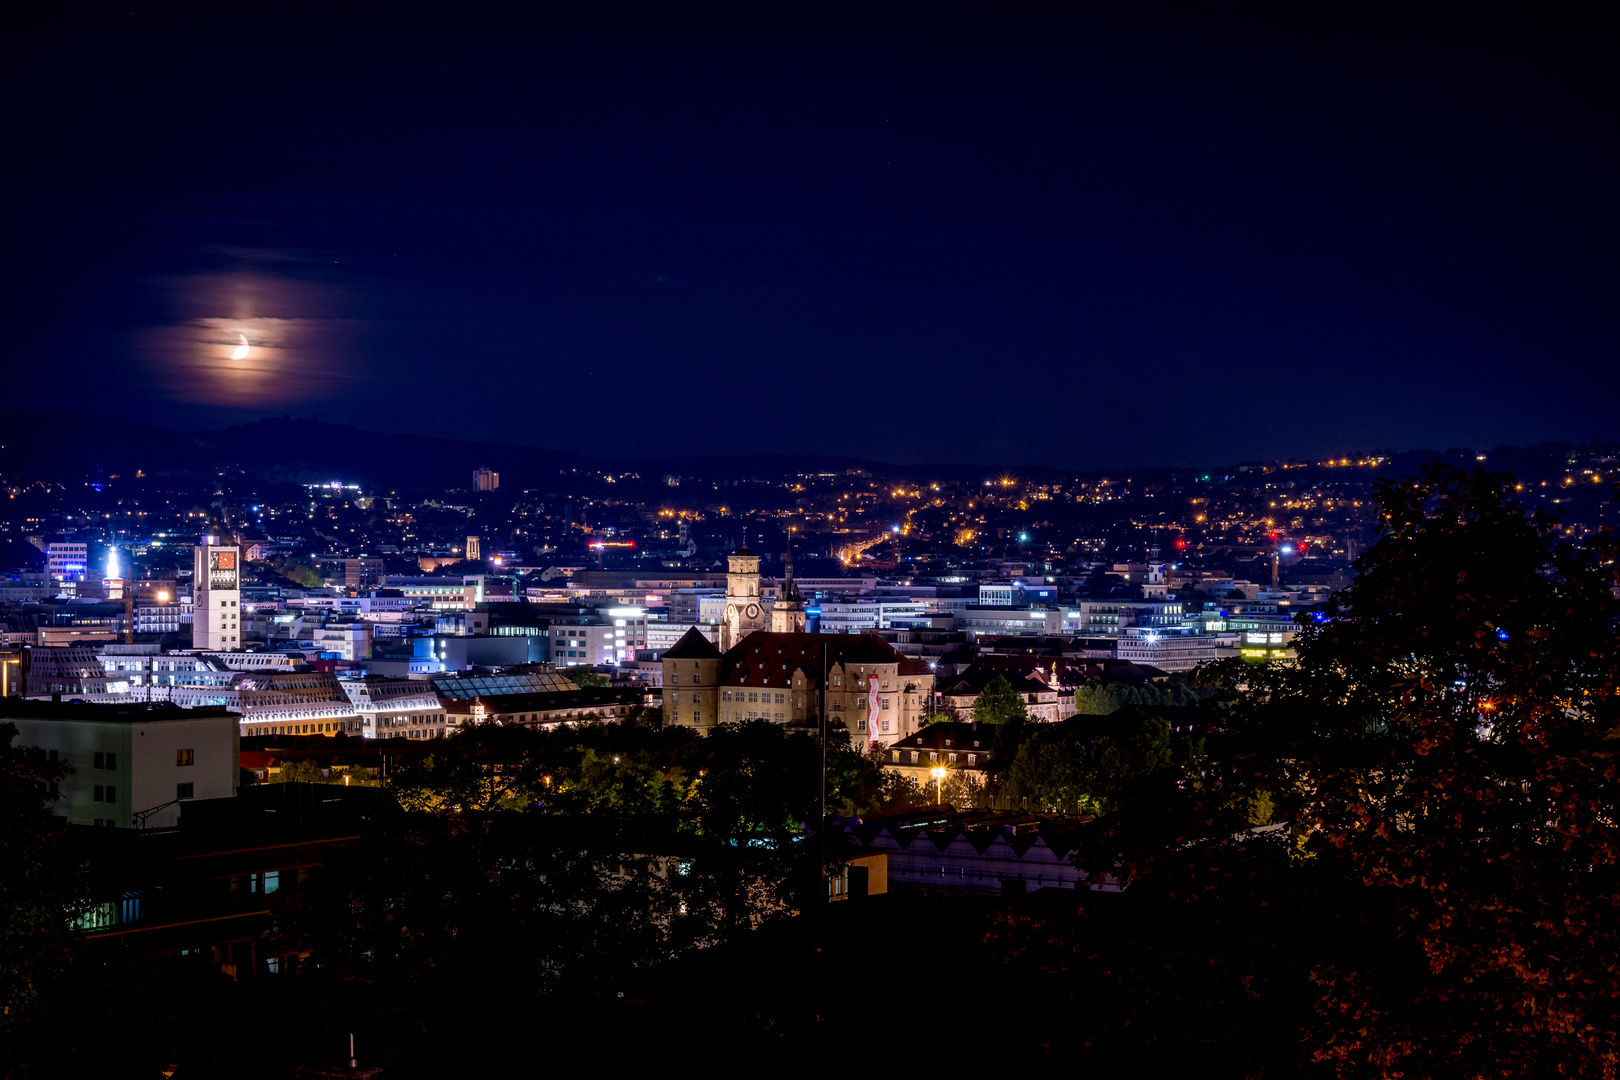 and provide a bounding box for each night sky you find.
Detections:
[6,3,1615,469]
